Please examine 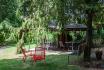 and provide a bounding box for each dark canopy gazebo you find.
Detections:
[63,23,87,46]
[48,22,88,49]
[48,21,87,31]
